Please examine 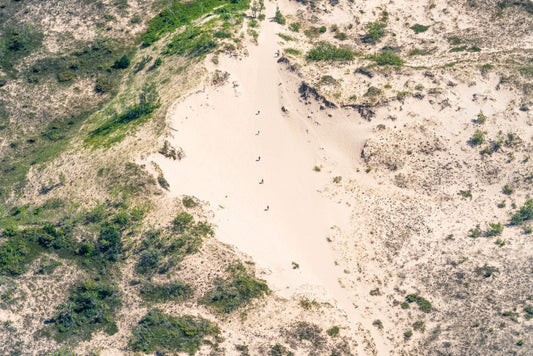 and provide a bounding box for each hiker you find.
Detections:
[256,156,261,161]
[256,130,260,135]
[259,179,264,184]
[265,205,269,211]
[256,110,260,115]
